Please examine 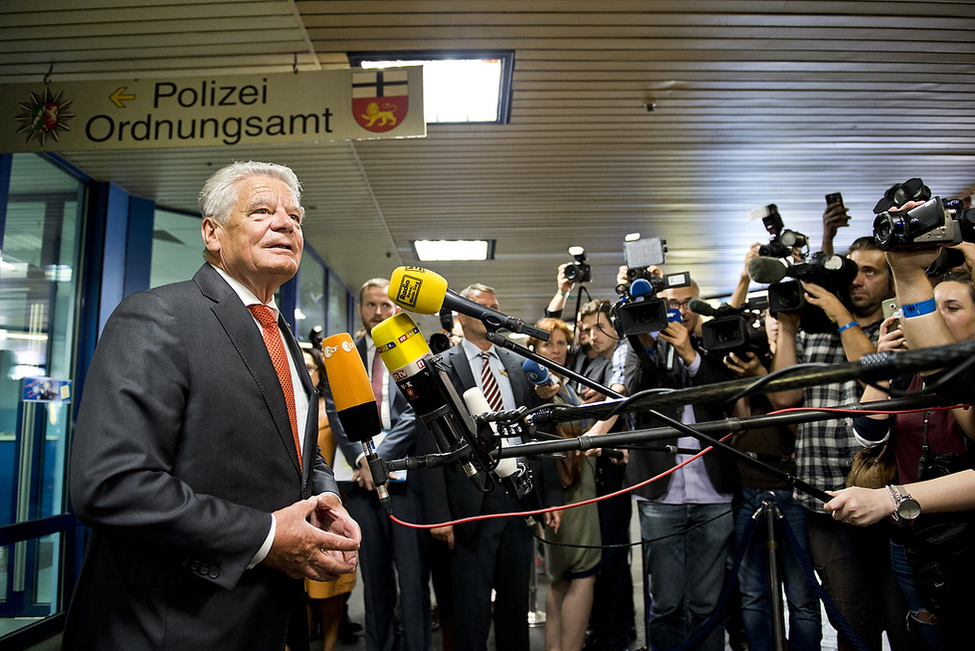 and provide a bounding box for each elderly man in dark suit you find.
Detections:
[63,161,360,651]
[418,283,563,651]
[331,277,430,651]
